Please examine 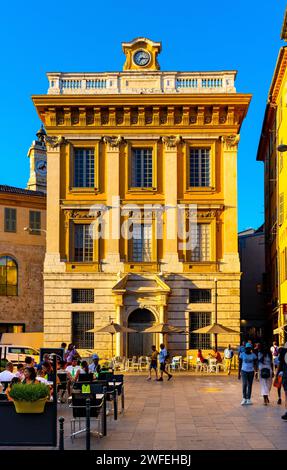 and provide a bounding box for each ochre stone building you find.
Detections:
[32,38,251,357]
[257,9,287,344]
